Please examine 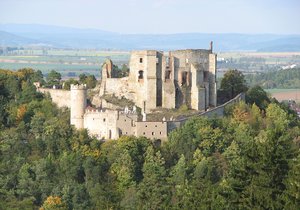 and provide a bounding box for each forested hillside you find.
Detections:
[0,69,299,209]
[246,68,300,89]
